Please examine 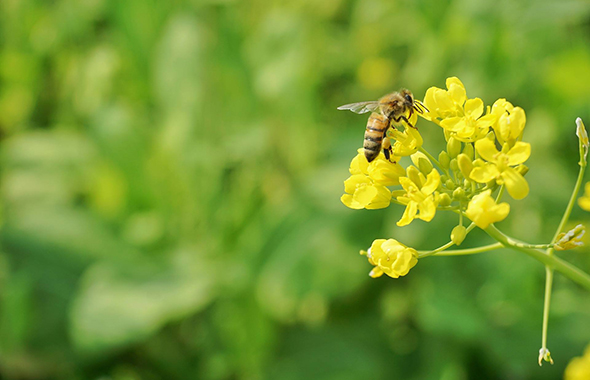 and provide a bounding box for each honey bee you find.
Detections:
[338,89,428,163]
